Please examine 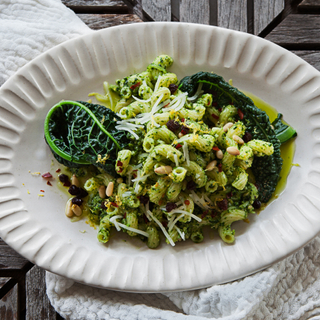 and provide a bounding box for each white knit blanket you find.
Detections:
[2,1,320,319]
